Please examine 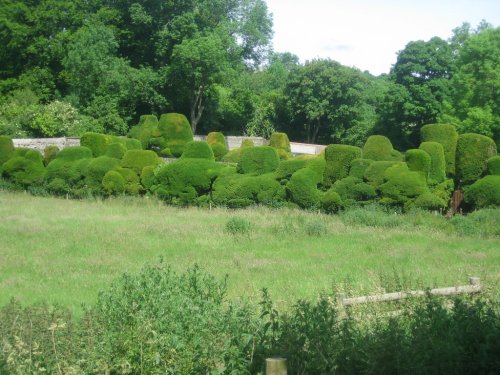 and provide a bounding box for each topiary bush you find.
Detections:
[128,114,159,149]
[237,146,280,175]
[222,139,254,163]
[487,156,500,175]
[55,146,93,162]
[410,192,447,211]
[323,144,362,187]
[276,159,308,180]
[80,132,108,157]
[270,132,292,160]
[419,142,446,184]
[0,135,15,165]
[286,168,322,208]
[140,165,156,190]
[102,170,126,195]
[379,170,428,207]
[362,135,394,161]
[464,175,500,208]
[207,132,228,161]
[43,145,59,165]
[156,113,194,157]
[120,150,161,175]
[1,153,46,186]
[456,133,497,186]
[332,176,377,205]
[364,161,398,187]
[406,149,431,180]
[85,156,121,190]
[420,123,458,176]
[105,142,127,159]
[116,167,143,195]
[180,141,215,161]
[321,189,343,213]
[349,158,373,179]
